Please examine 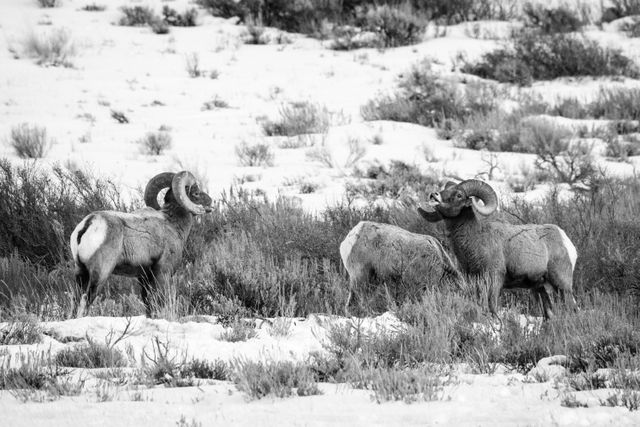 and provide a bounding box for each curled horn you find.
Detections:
[172,171,206,215]
[458,179,498,216]
[144,172,175,210]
